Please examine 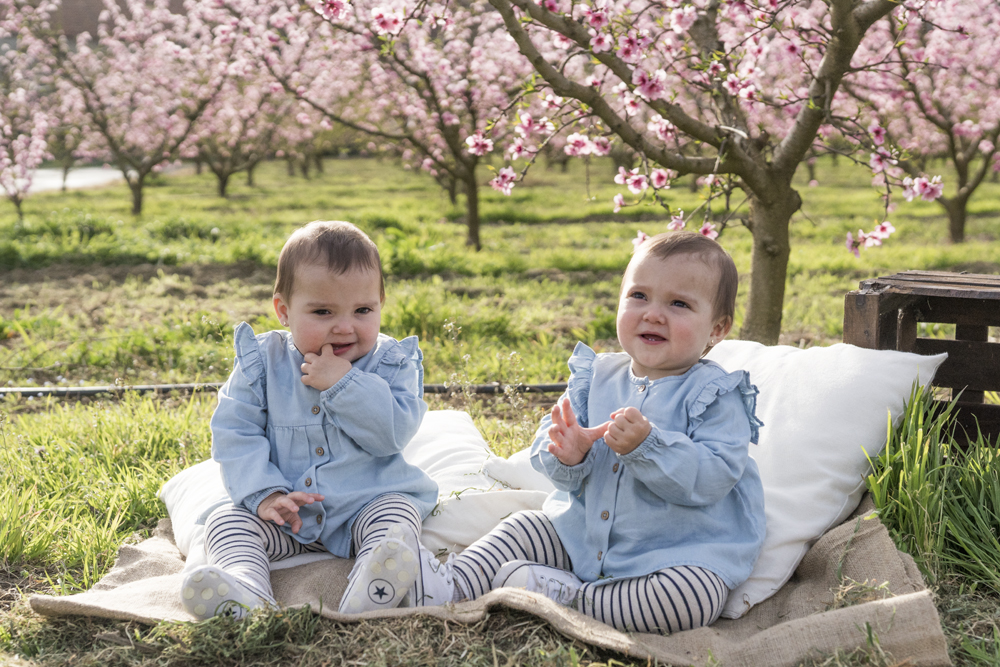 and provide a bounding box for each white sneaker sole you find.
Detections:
[181,566,266,620]
[339,526,419,614]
